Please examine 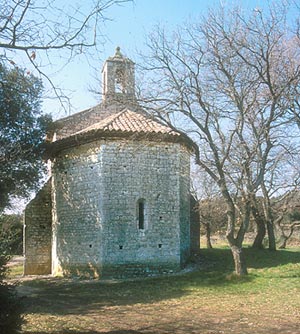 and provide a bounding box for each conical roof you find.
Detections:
[46,106,194,158]
[75,109,177,136]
